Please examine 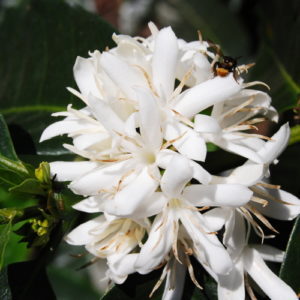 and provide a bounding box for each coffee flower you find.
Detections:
[40,22,299,299]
